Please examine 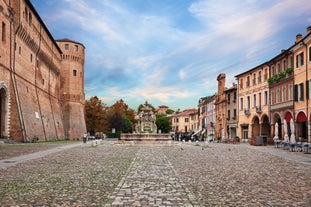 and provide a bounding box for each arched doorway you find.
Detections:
[261,114,270,137]
[296,111,307,142]
[0,87,7,138]
[252,116,260,137]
